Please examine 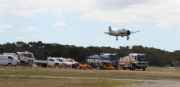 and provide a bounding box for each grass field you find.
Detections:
[0,66,180,87]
